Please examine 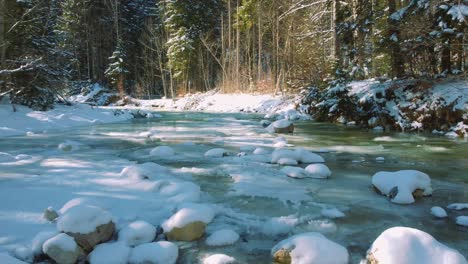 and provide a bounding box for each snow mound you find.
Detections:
[118,220,157,246]
[205,148,227,158]
[253,147,269,155]
[32,231,59,256]
[448,203,468,210]
[265,119,293,133]
[262,215,298,236]
[12,247,33,263]
[205,229,240,246]
[0,253,27,264]
[371,170,432,204]
[271,232,349,264]
[120,162,171,181]
[89,242,130,264]
[280,166,307,178]
[203,254,236,264]
[150,146,175,156]
[305,164,332,179]
[430,207,448,218]
[57,204,113,234]
[43,233,77,253]
[271,149,297,164]
[162,203,215,232]
[367,227,467,264]
[456,216,468,227]
[128,242,178,264]
[321,208,345,219]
